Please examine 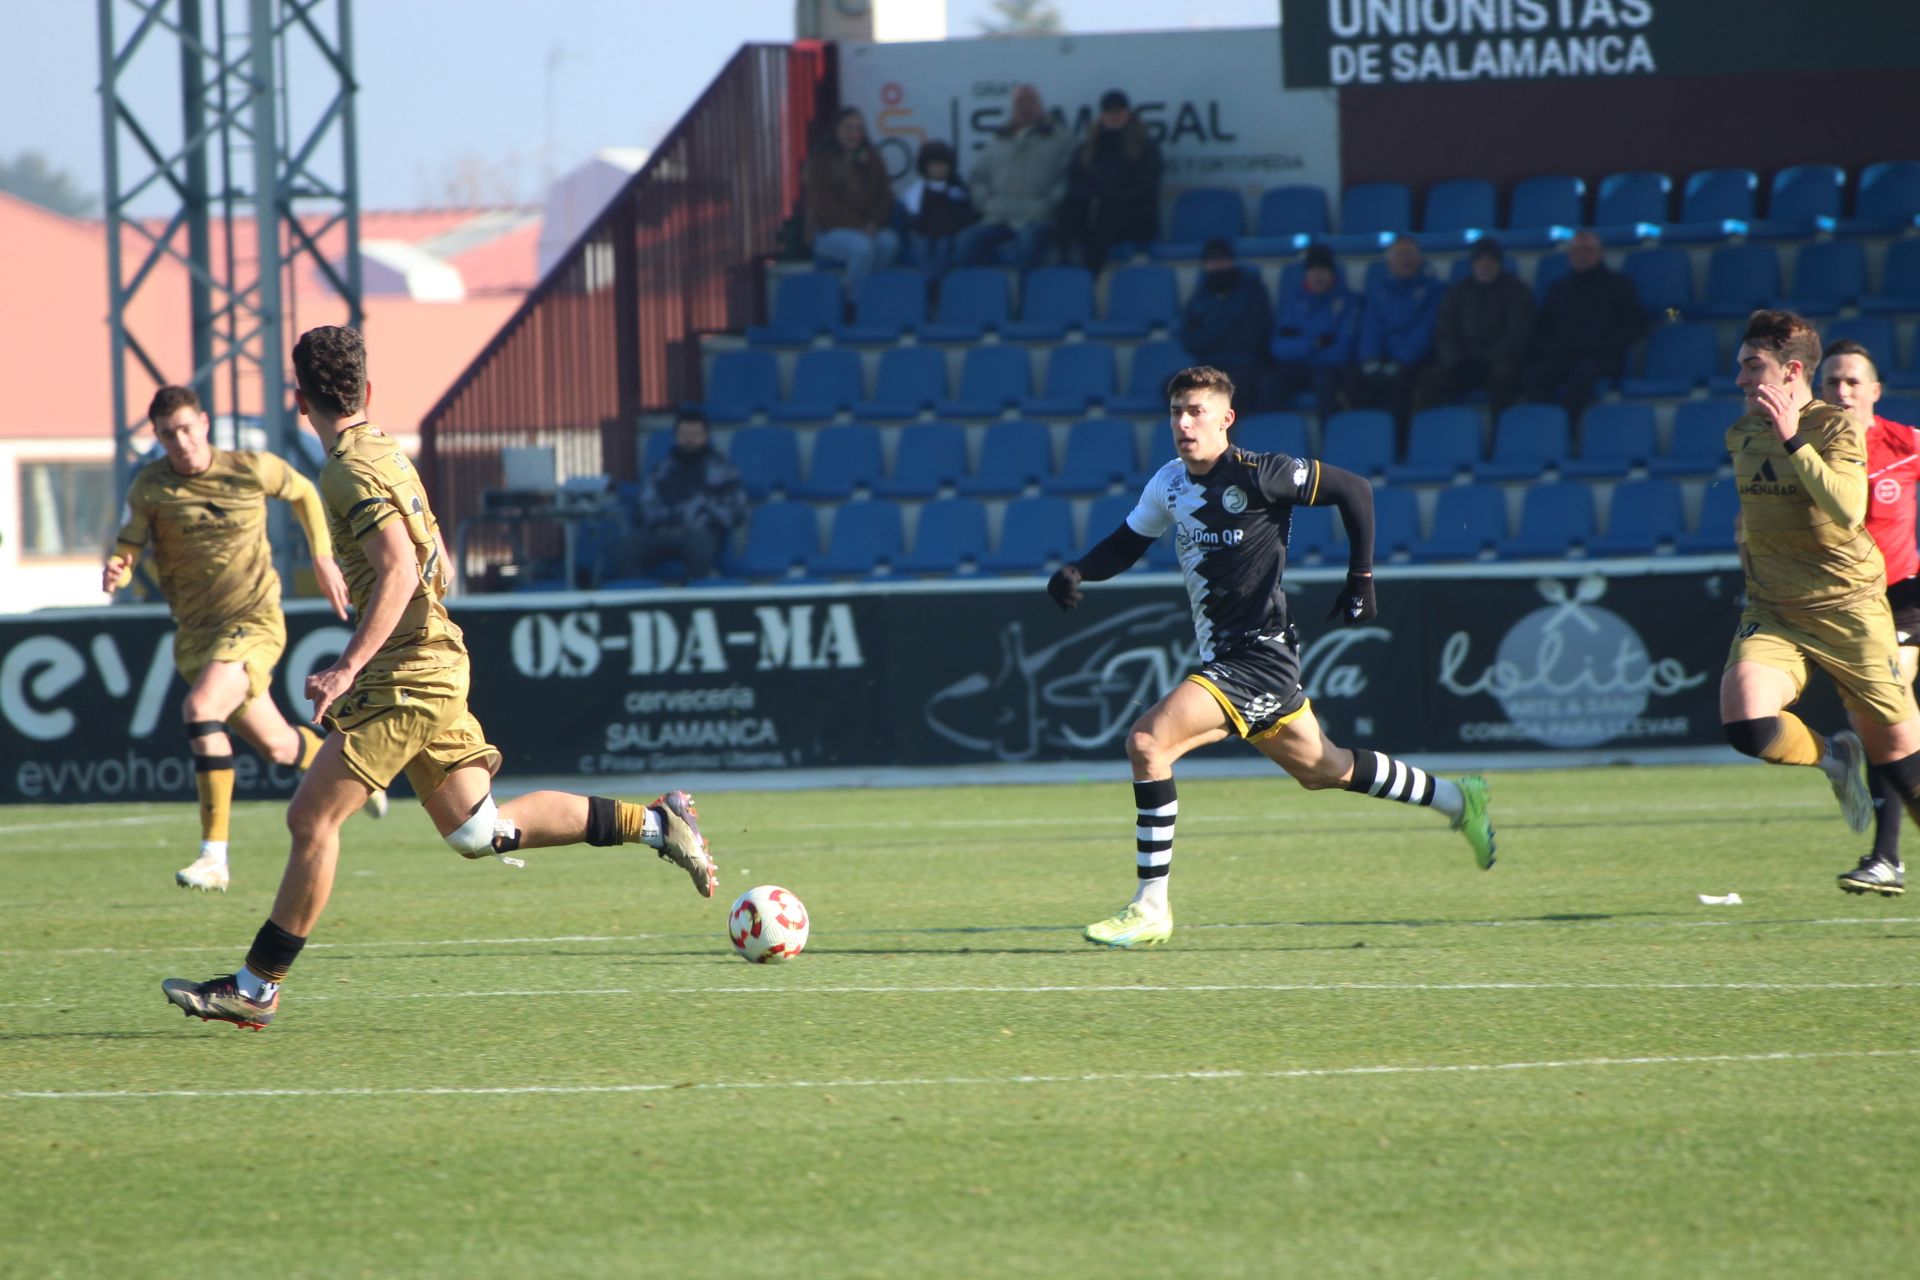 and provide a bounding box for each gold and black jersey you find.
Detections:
[318,423,463,671]
[113,450,302,633]
[1728,398,1884,612]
